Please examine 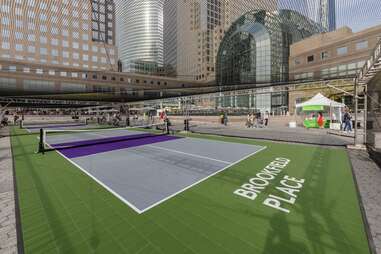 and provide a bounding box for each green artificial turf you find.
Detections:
[11,128,371,254]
